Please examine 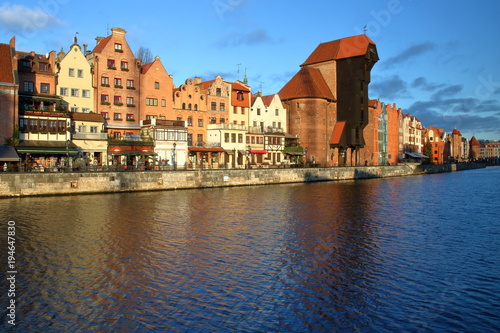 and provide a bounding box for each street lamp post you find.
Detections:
[172,142,177,171]
[66,139,70,172]
[247,145,251,169]
[304,147,308,168]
